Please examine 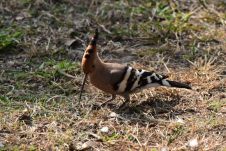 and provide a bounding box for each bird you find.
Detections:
[79,29,191,108]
